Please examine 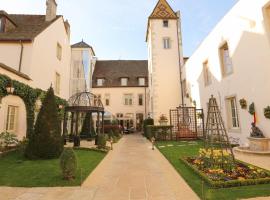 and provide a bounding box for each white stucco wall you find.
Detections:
[185,0,270,144]
[92,87,148,129]
[30,17,71,99]
[147,18,182,123]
